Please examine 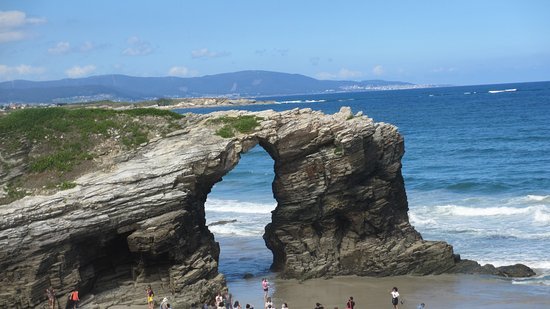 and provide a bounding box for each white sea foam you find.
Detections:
[478,260,550,270]
[276,100,302,104]
[408,213,437,226]
[275,99,326,104]
[533,208,550,224]
[205,198,275,214]
[512,278,550,286]
[207,224,262,237]
[525,194,550,202]
[435,204,547,217]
